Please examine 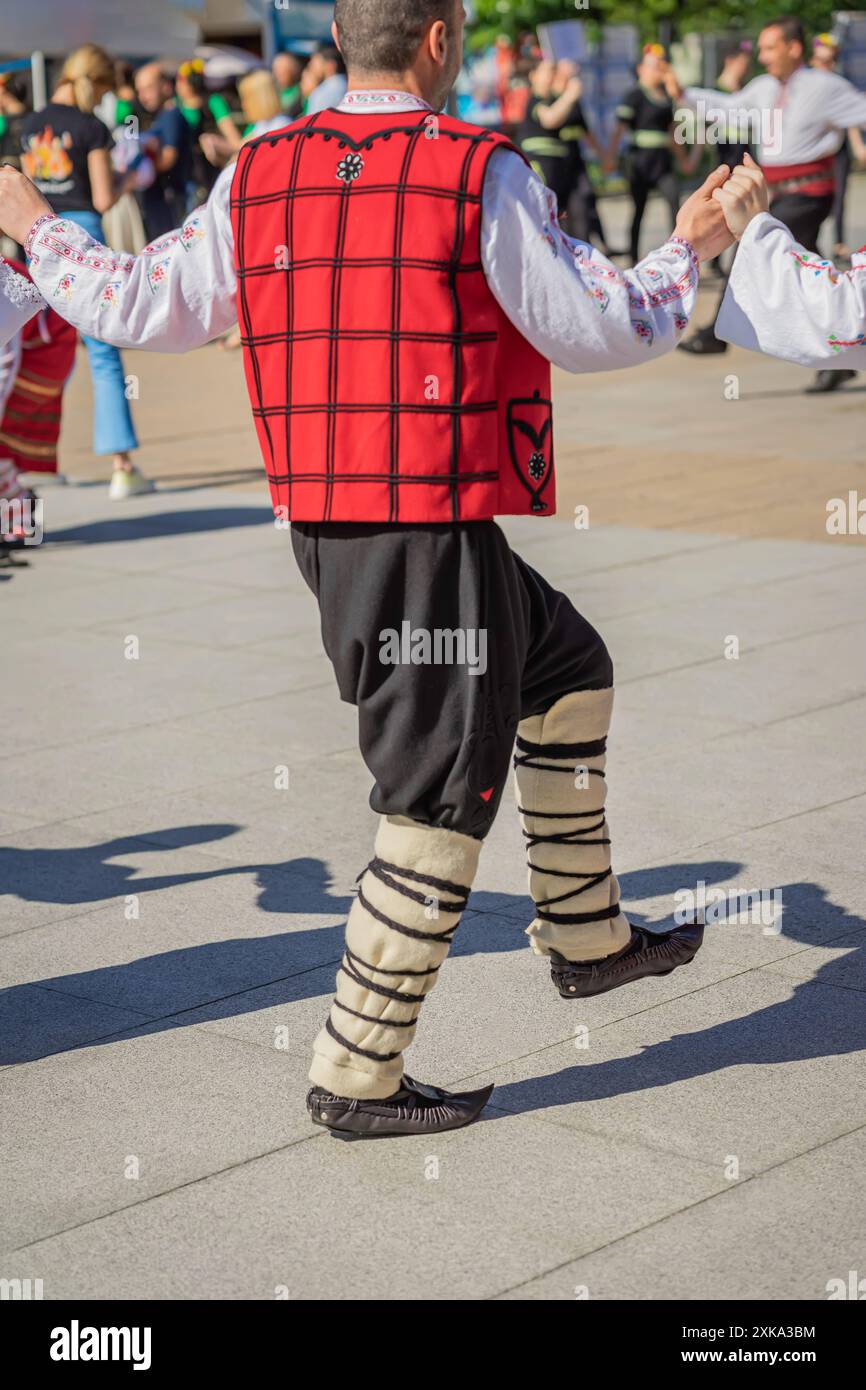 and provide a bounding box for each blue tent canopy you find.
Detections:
[269,0,335,53]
